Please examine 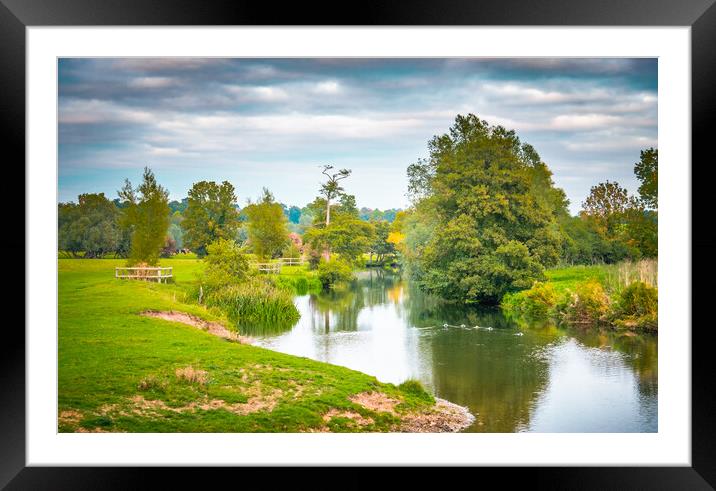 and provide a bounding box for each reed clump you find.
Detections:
[205,277,300,324]
[603,258,657,293]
